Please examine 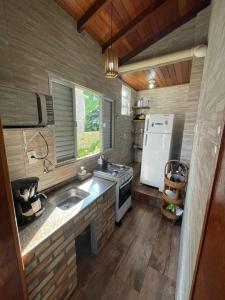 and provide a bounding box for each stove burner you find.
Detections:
[112,170,118,176]
[96,163,130,177]
[118,165,125,170]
